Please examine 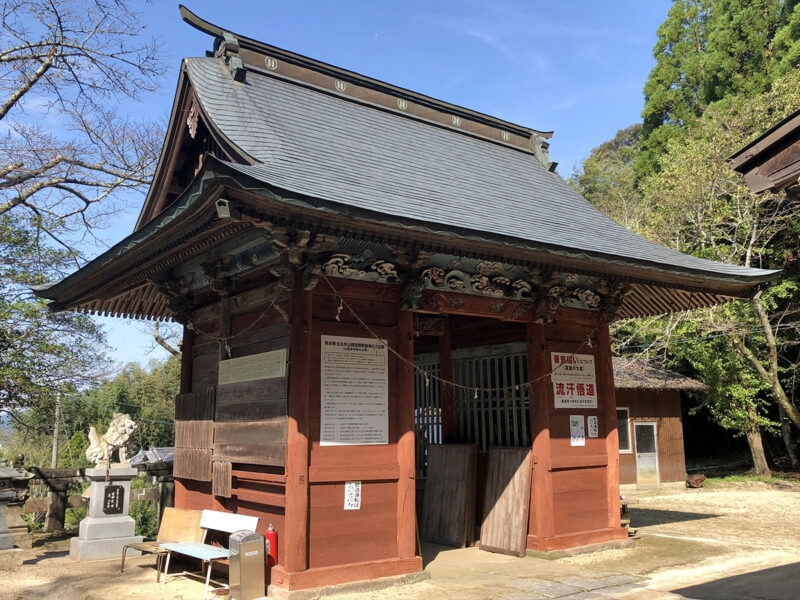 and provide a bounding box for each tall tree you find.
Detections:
[0,1,165,414]
[630,72,800,474]
[639,0,710,176]
[772,1,800,79]
[701,0,782,103]
[570,125,644,232]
